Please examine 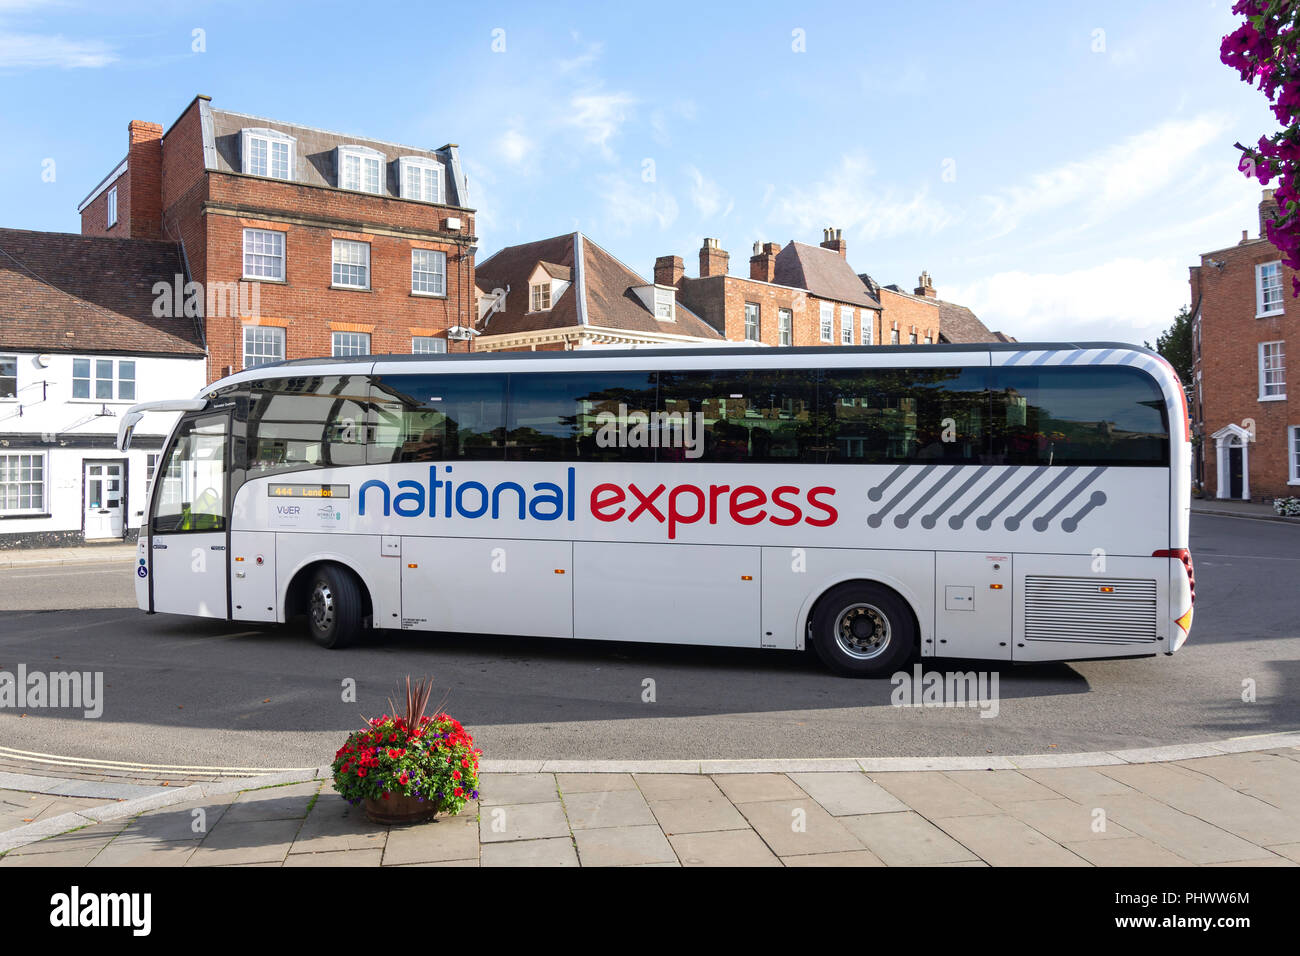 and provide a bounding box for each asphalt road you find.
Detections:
[0,513,1296,768]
